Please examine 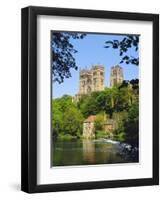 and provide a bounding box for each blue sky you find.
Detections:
[52,33,139,99]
